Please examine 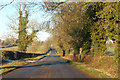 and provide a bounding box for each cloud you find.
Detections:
[36,31,50,41]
